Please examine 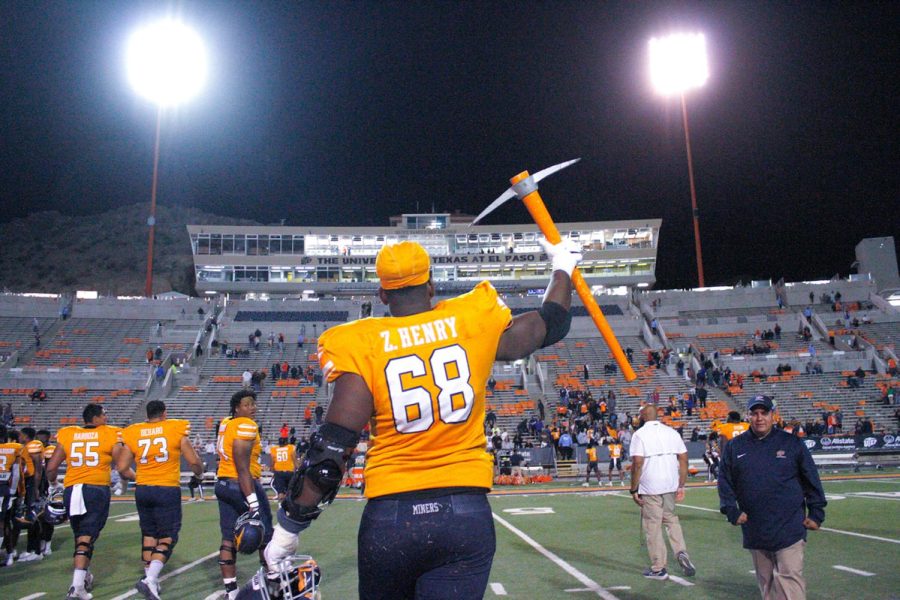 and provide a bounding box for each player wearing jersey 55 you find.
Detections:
[118,400,203,600]
[257,239,580,600]
[46,403,124,600]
